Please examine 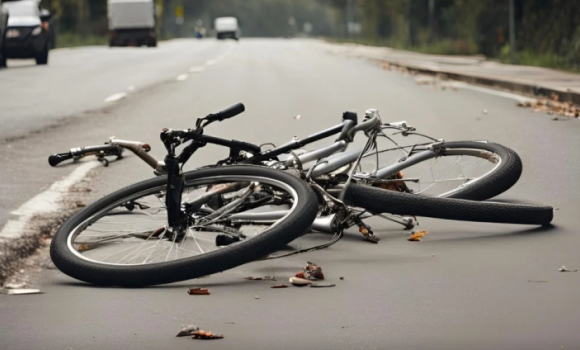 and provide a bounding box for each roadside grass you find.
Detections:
[55,32,108,48]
